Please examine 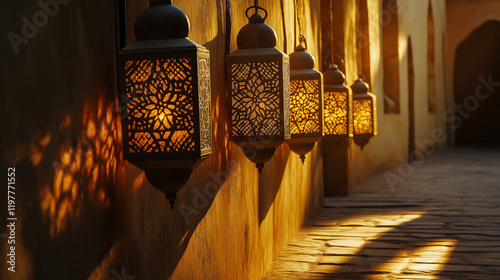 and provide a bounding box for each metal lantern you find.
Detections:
[227,4,290,174]
[351,76,377,148]
[118,0,212,208]
[323,63,353,140]
[287,44,324,163]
